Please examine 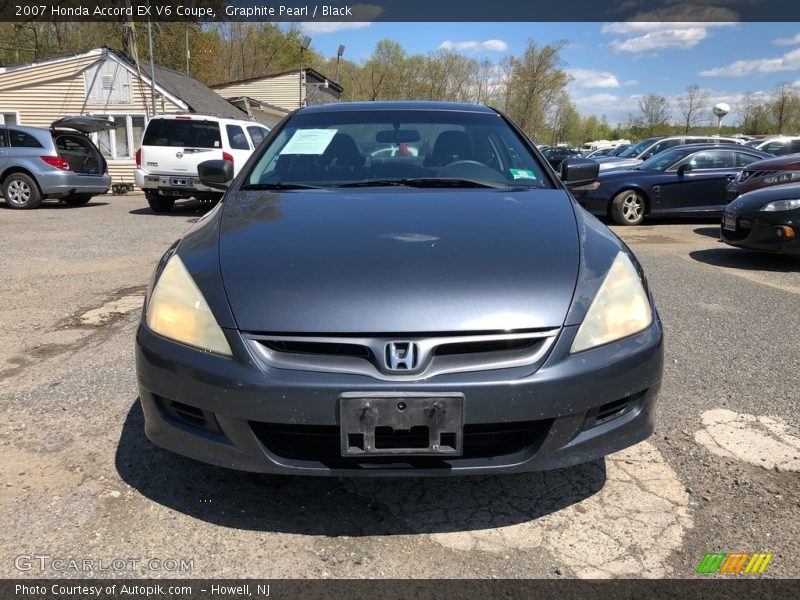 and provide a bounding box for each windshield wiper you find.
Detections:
[334,178,513,190]
[240,182,328,190]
